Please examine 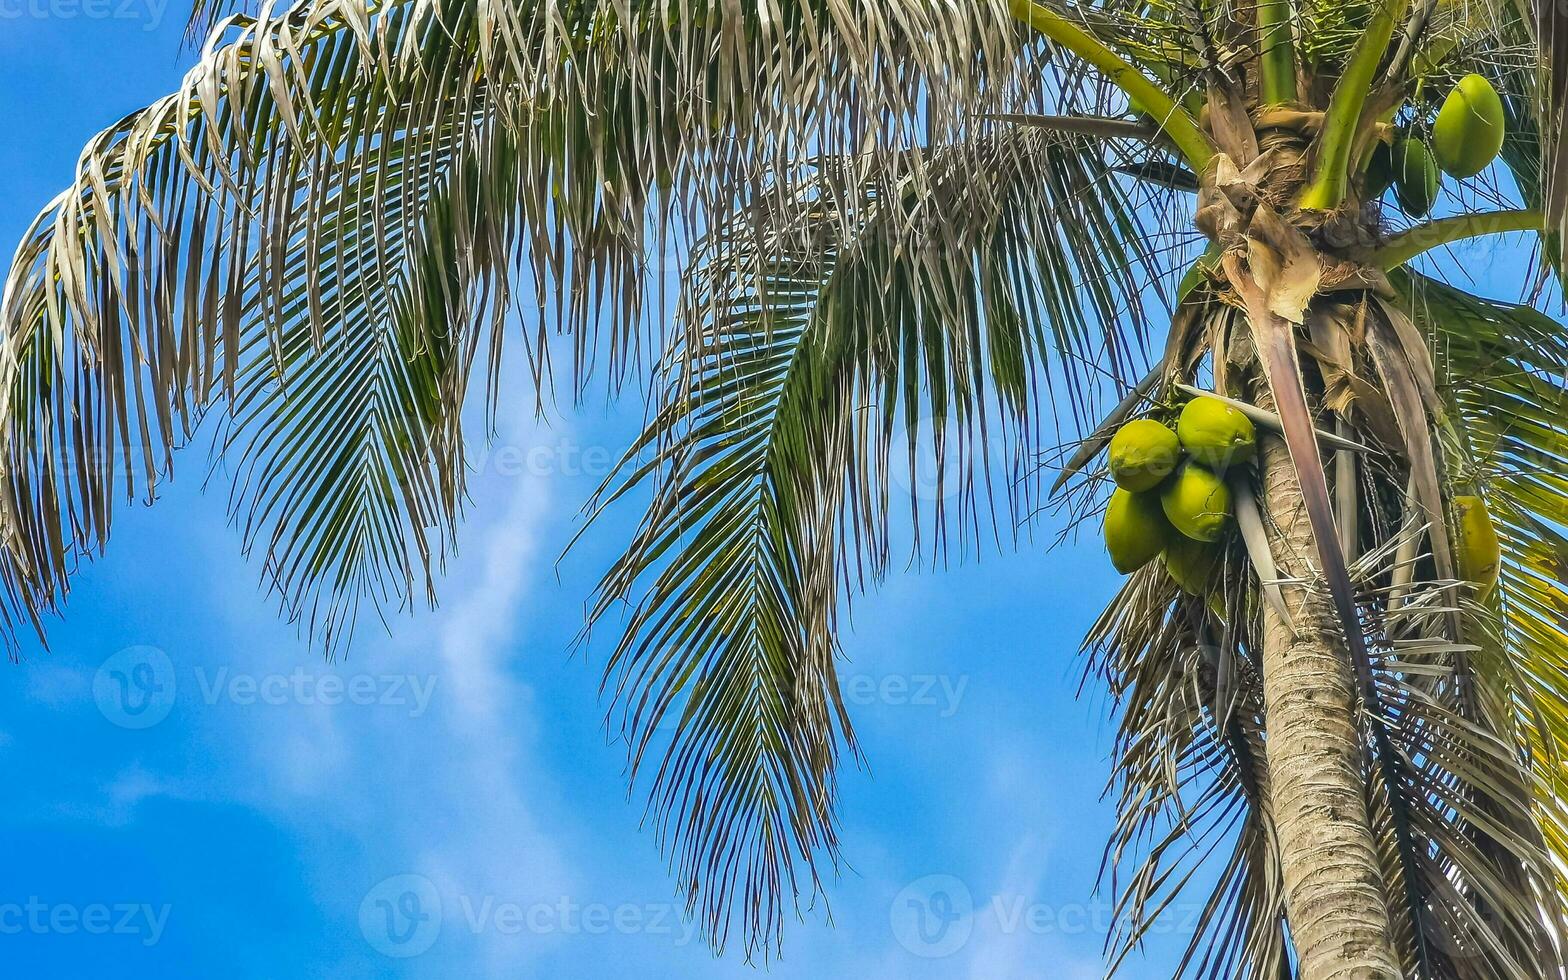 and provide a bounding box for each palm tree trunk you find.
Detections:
[1256,429,1401,980]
